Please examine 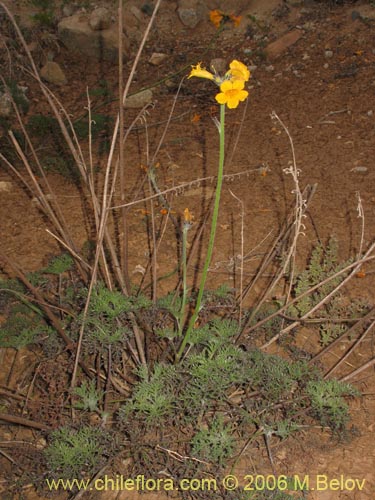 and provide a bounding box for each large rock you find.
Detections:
[58,13,129,62]
[123,89,153,109]
[89,7,111,31]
